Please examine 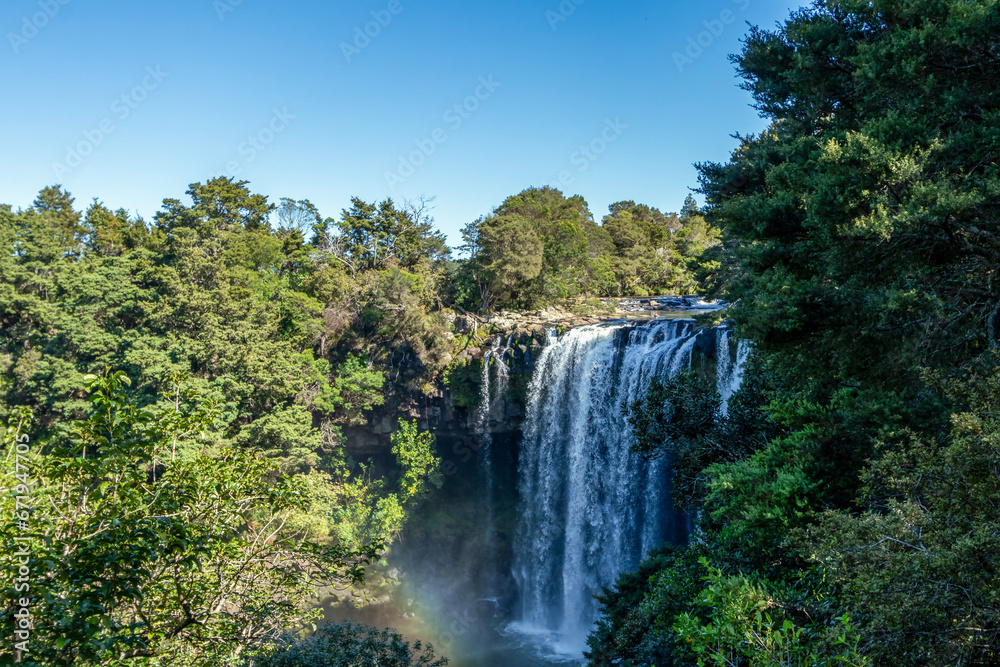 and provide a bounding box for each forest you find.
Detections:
[3,0,999,665]
[590,1,1000,665]
[0,176,717,666]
